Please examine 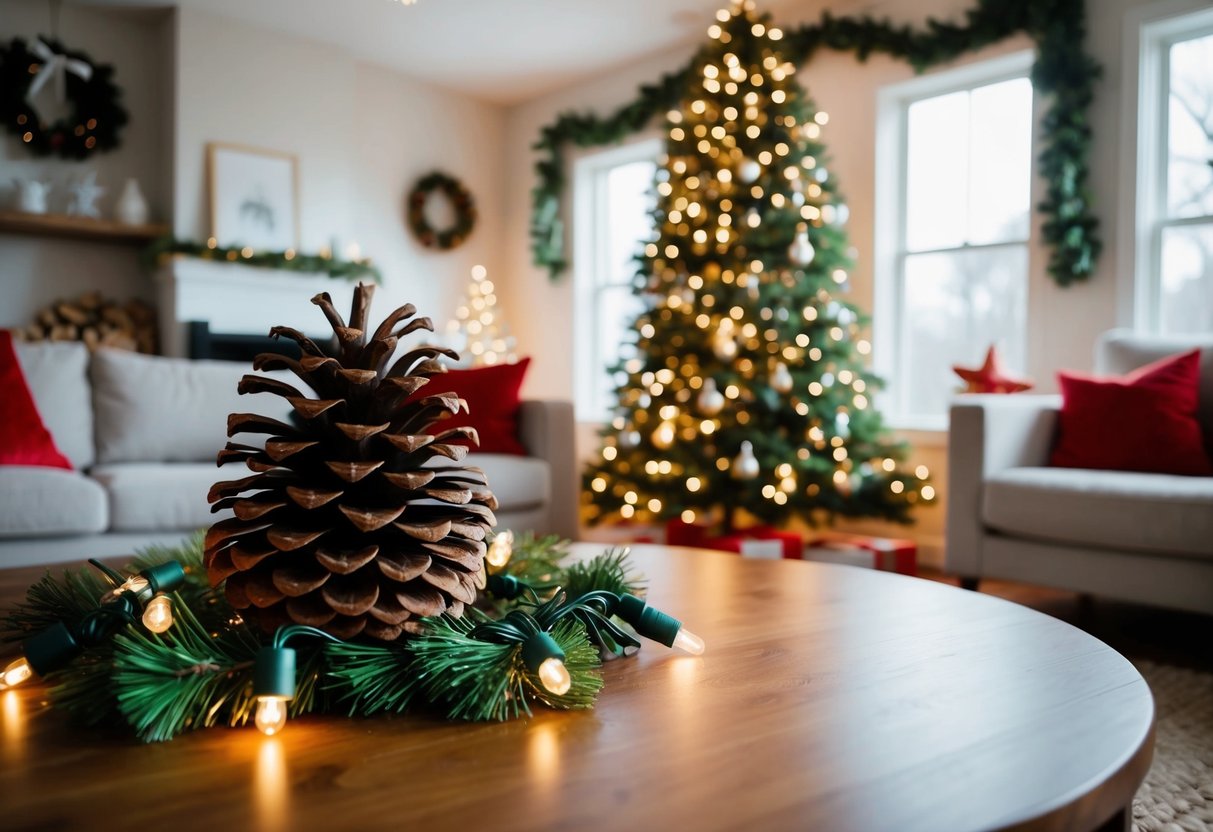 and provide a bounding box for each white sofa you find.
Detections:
[946,330,1213,614]
[0,342,576,568]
